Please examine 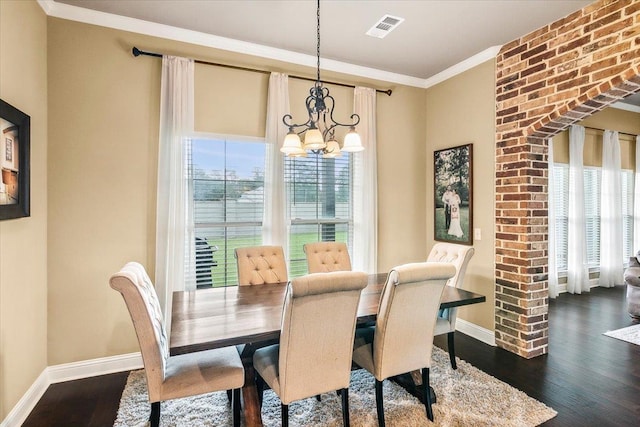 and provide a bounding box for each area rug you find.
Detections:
[603,323,640,345]
[114,347,556,426]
